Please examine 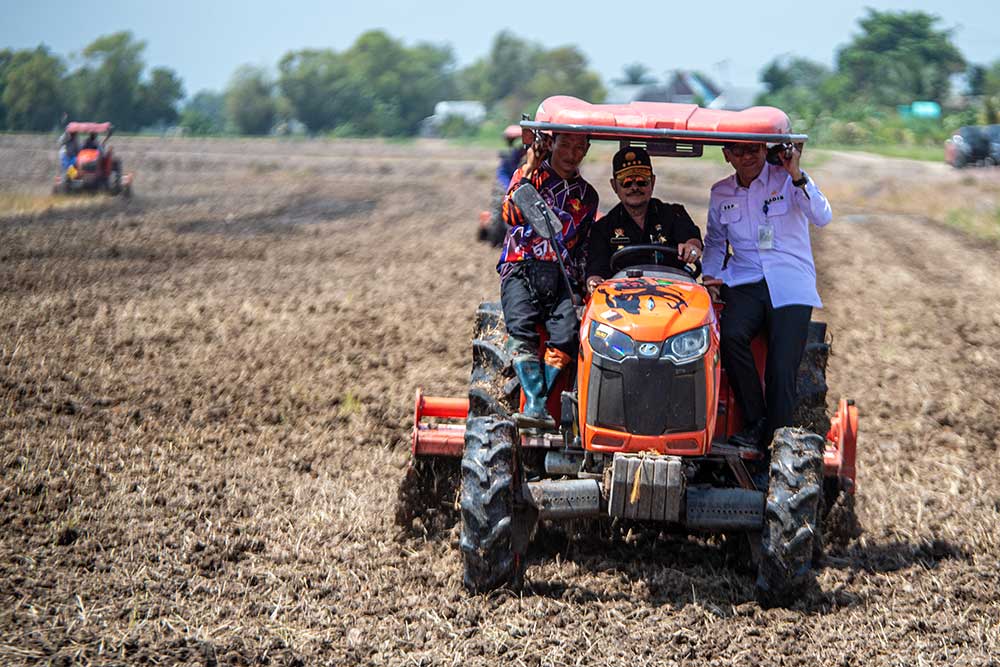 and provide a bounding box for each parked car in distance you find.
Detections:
[945,125,1000,168]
